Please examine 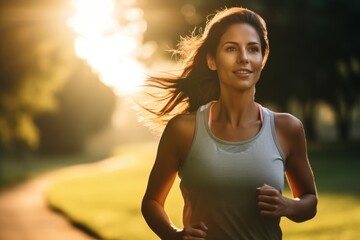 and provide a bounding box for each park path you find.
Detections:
[0,164,100,240]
